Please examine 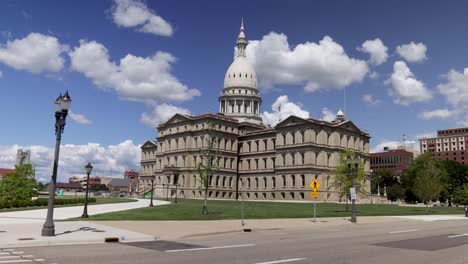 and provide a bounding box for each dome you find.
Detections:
[223,56,257,89]
[337,110,344,117]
